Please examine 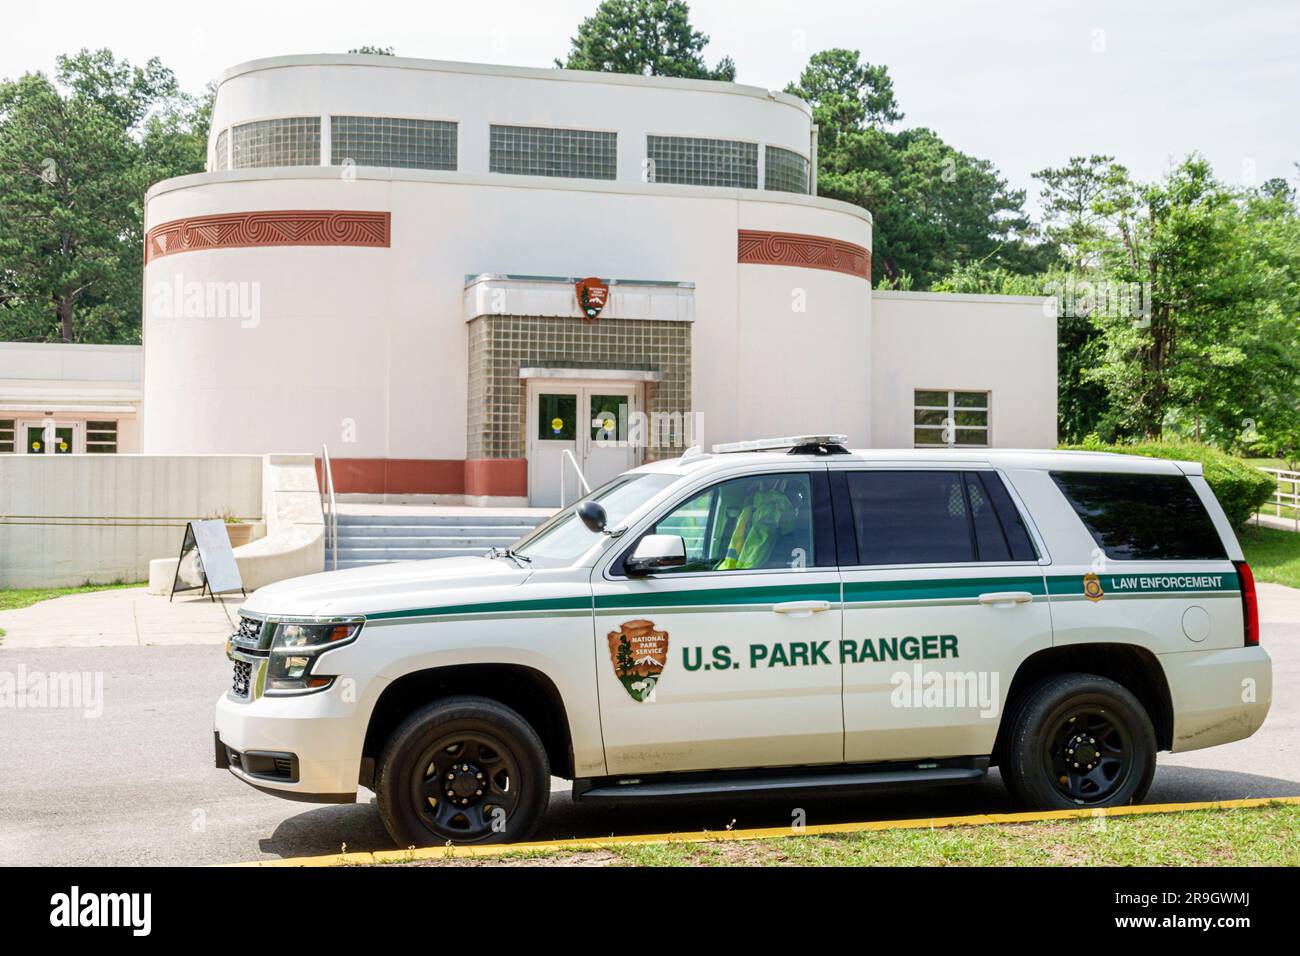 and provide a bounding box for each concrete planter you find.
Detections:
[225,522,255,548]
